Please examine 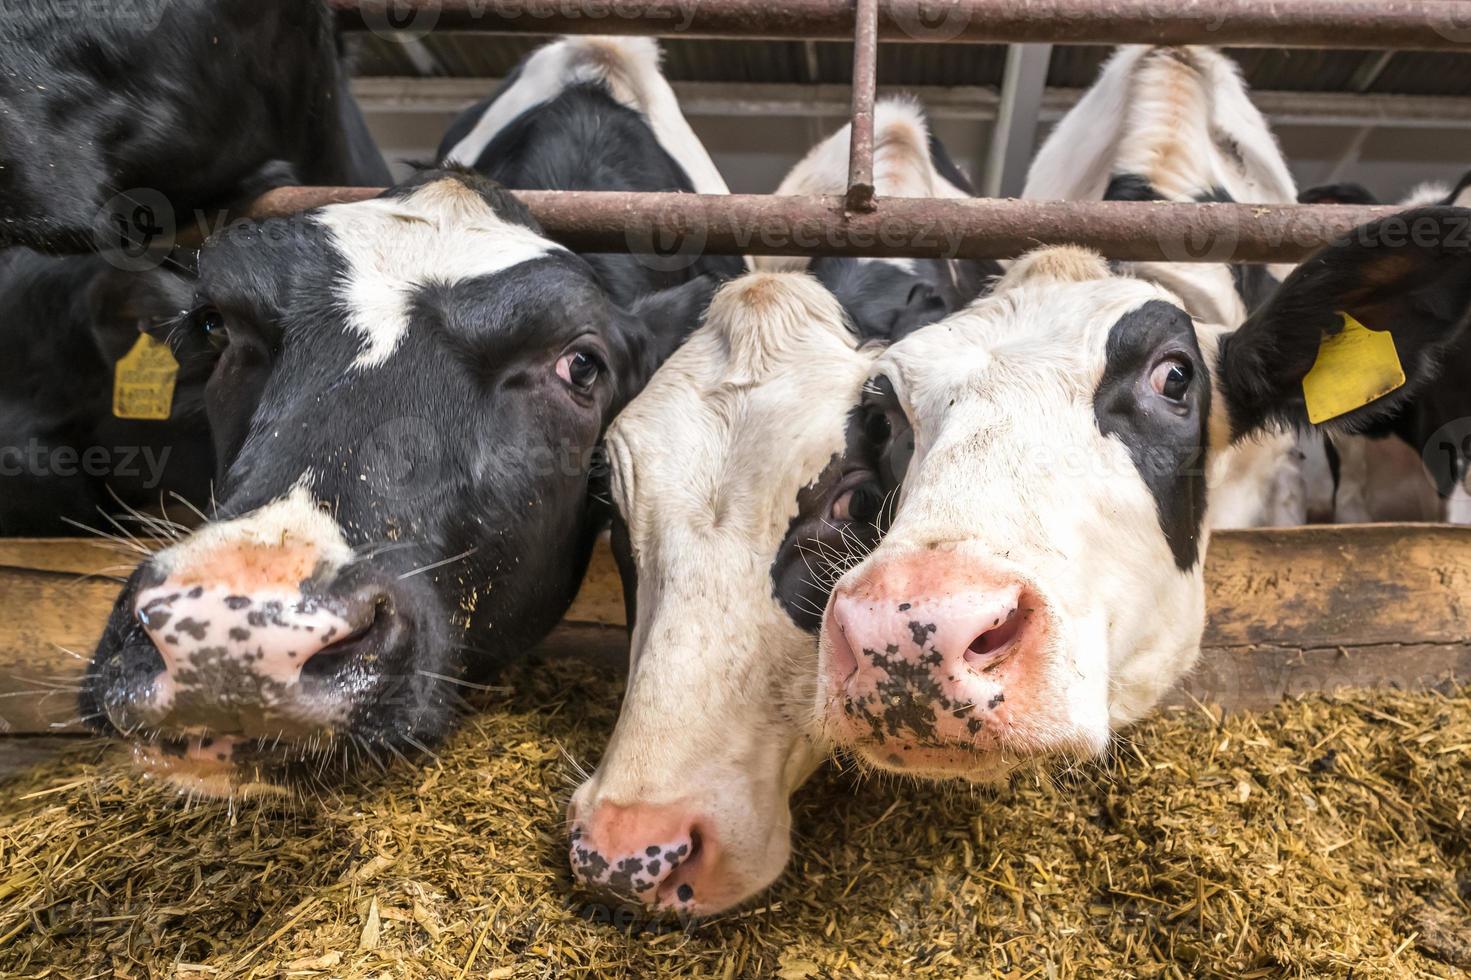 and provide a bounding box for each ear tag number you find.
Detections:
[113,334,179,420]
[1301,312,1406,425]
